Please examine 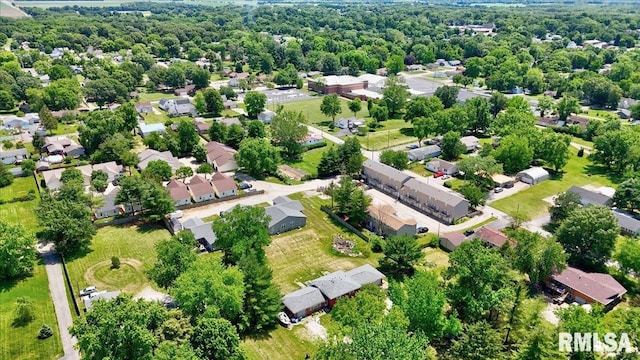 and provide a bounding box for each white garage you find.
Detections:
[516,167,549,185]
